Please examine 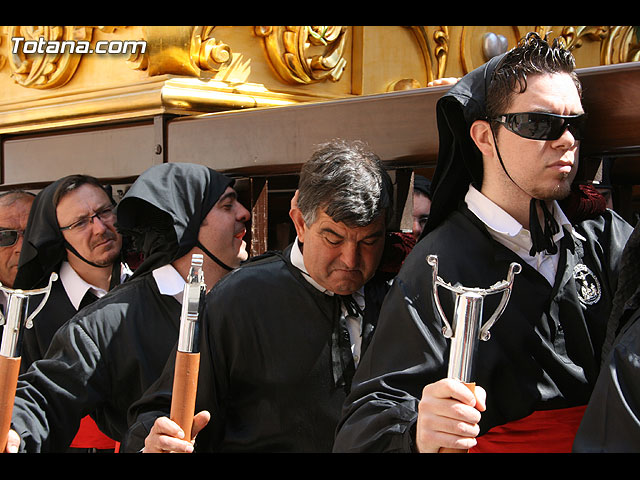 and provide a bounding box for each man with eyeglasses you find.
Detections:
[11,175,130,453]
[333,32,633,453]
[4,163,249,453]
